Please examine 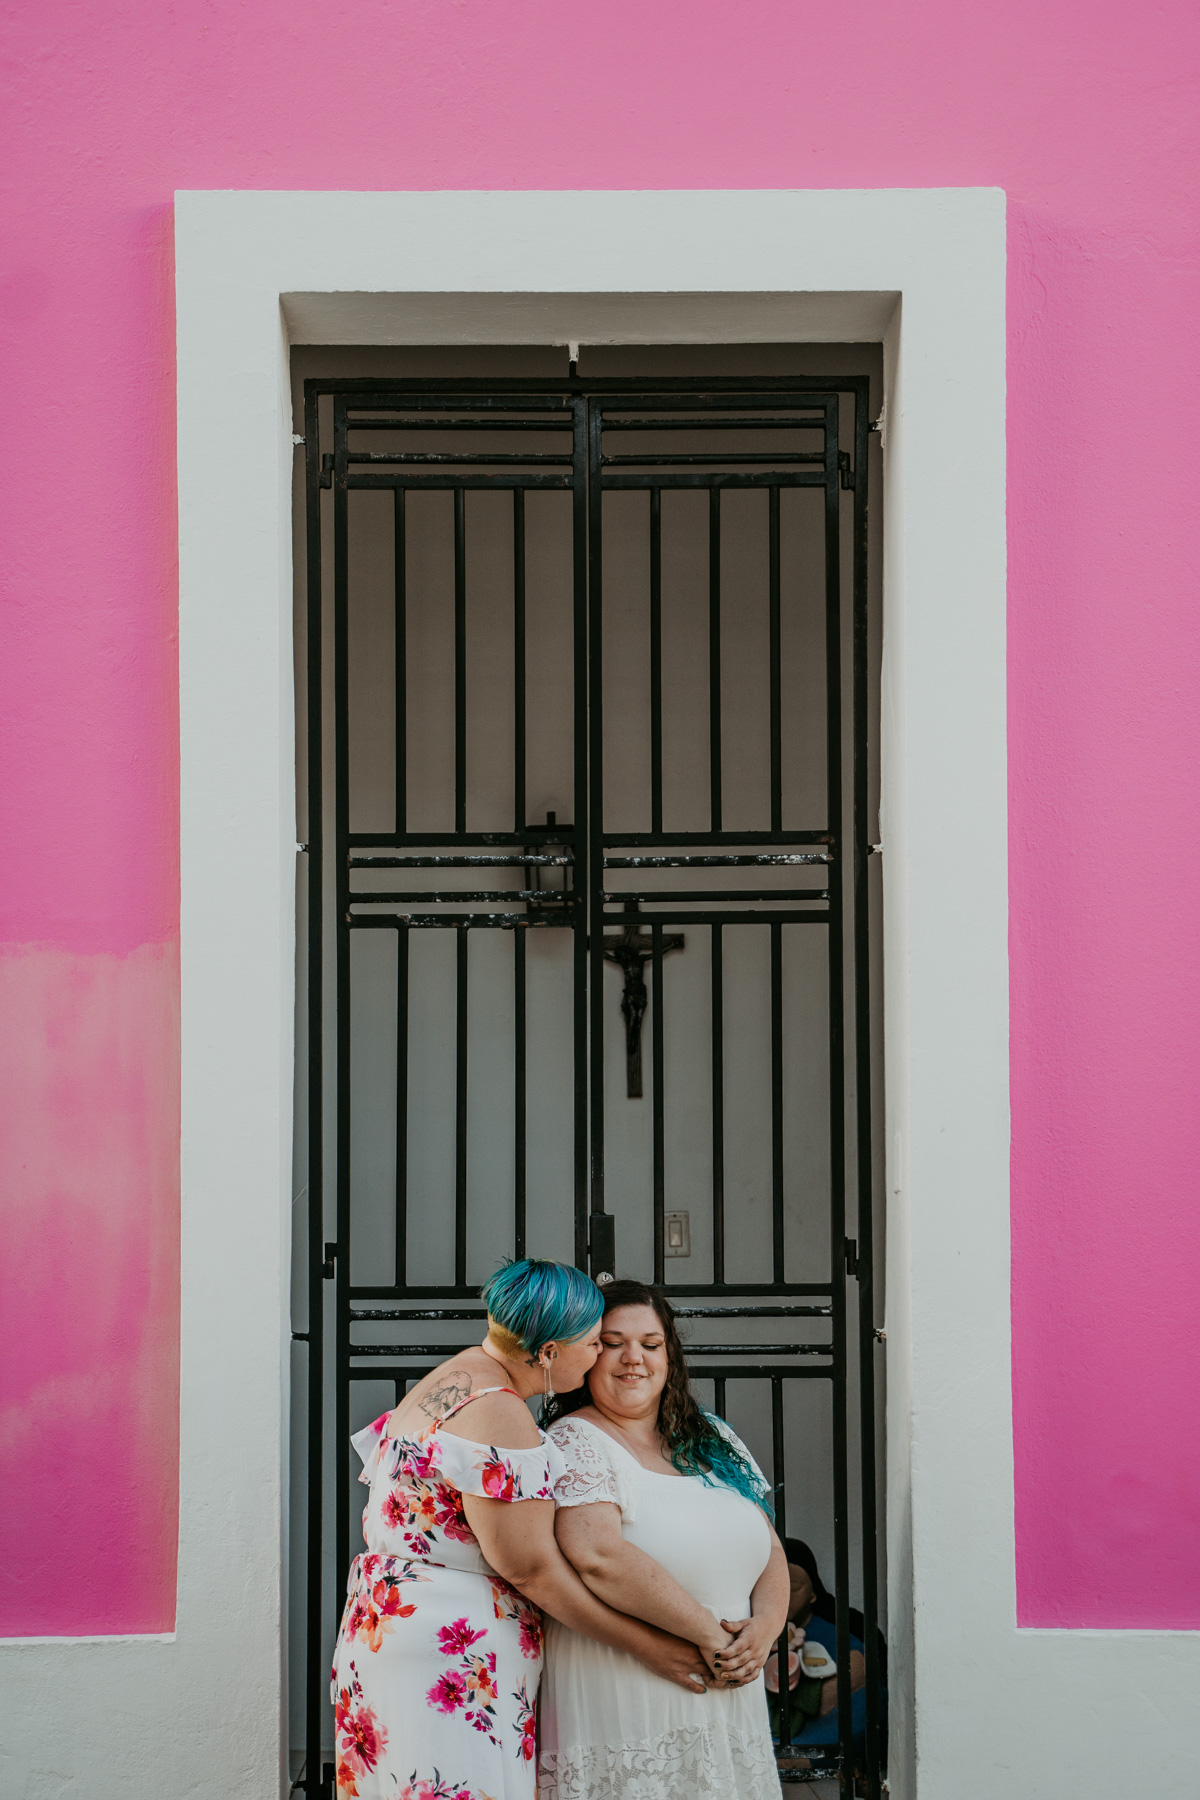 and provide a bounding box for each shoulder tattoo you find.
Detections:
[418,1368,475,1419]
